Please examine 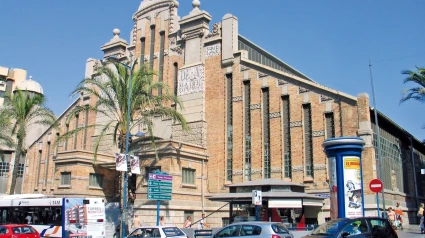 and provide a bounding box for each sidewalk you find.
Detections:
[400,223,421,232]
